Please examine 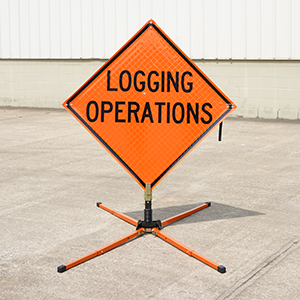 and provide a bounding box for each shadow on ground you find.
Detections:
[124,202,264,225]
